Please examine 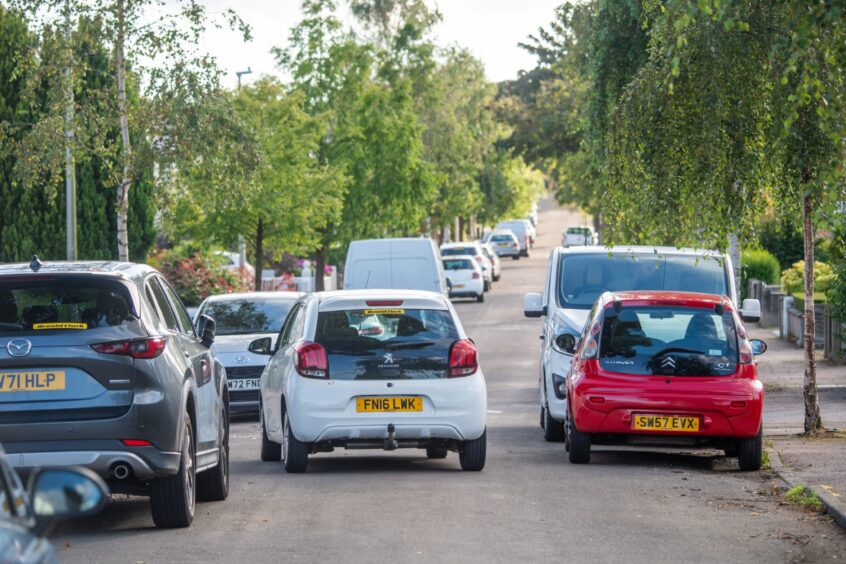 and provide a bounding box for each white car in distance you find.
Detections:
[440,242,493,290]
[480,243,501,282]
[443,256,485,302]
[562,226,598,247]
[251,290,487,473]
